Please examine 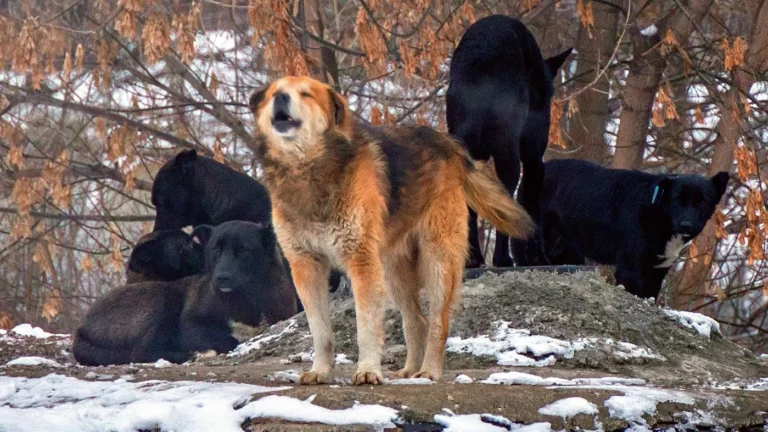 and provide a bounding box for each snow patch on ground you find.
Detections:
[386,378,434,385]
[759,353,767,360]
[9,324,67,339]
[153,359,173,368]
[436,412,552,432]
[446,321,575,367]
[577,384,695,424]
[269,370,301,383]
[483,371,645,387]
[334,353,354,365]
[538,397,598,418]
[4,356,62,368]
[0,374,288,432]
[285,351,354,365]
[447,321,664,366]
[229,319,298,356]
[664,309,721,338]
[454,374,474,384]
[239,395,398,428]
